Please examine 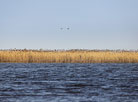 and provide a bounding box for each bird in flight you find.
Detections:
[67,28,70,30]
[60,28,63,30]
